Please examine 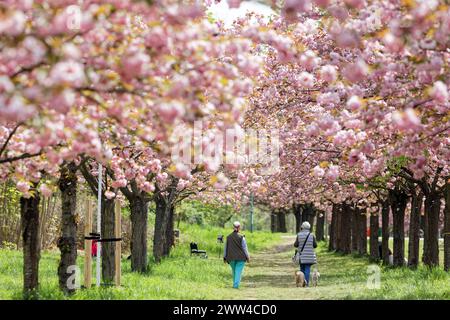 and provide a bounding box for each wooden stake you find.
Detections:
[84,198,93,289]
[114,200,121,286]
